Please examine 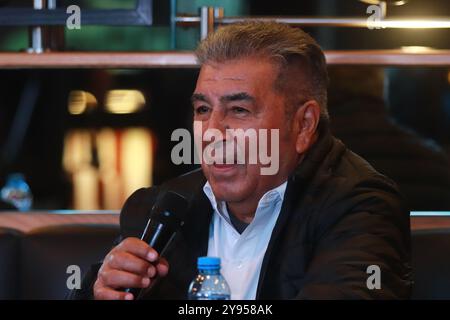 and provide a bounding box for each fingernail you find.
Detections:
[125,294,133,300]
[147,251,157,261]
[148,266,156,278]
[142,277,150,287]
